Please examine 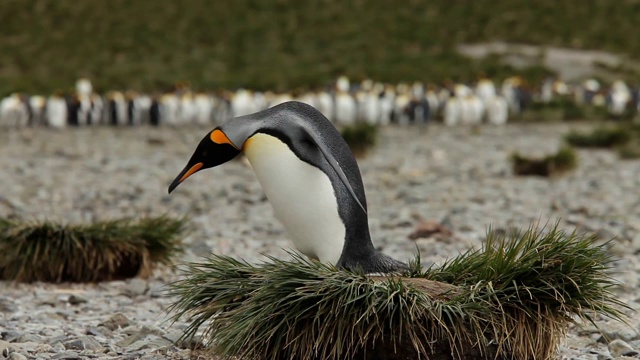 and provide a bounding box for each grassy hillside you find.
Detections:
[2,0,640,95]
